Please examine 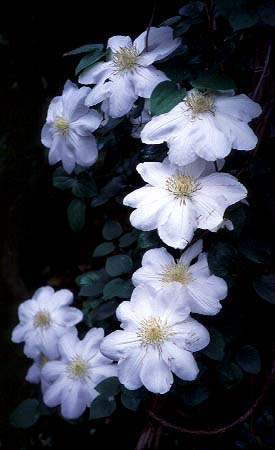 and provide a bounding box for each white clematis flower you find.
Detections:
[41,80,102,174]
[11,286,83,359]
[123,158,247,249]
[132,240,227,315]
[42,328,117,419]
[80,27,181,118]
[100,284,210,394]
[141,89,262,166]
[25,353,51,394]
